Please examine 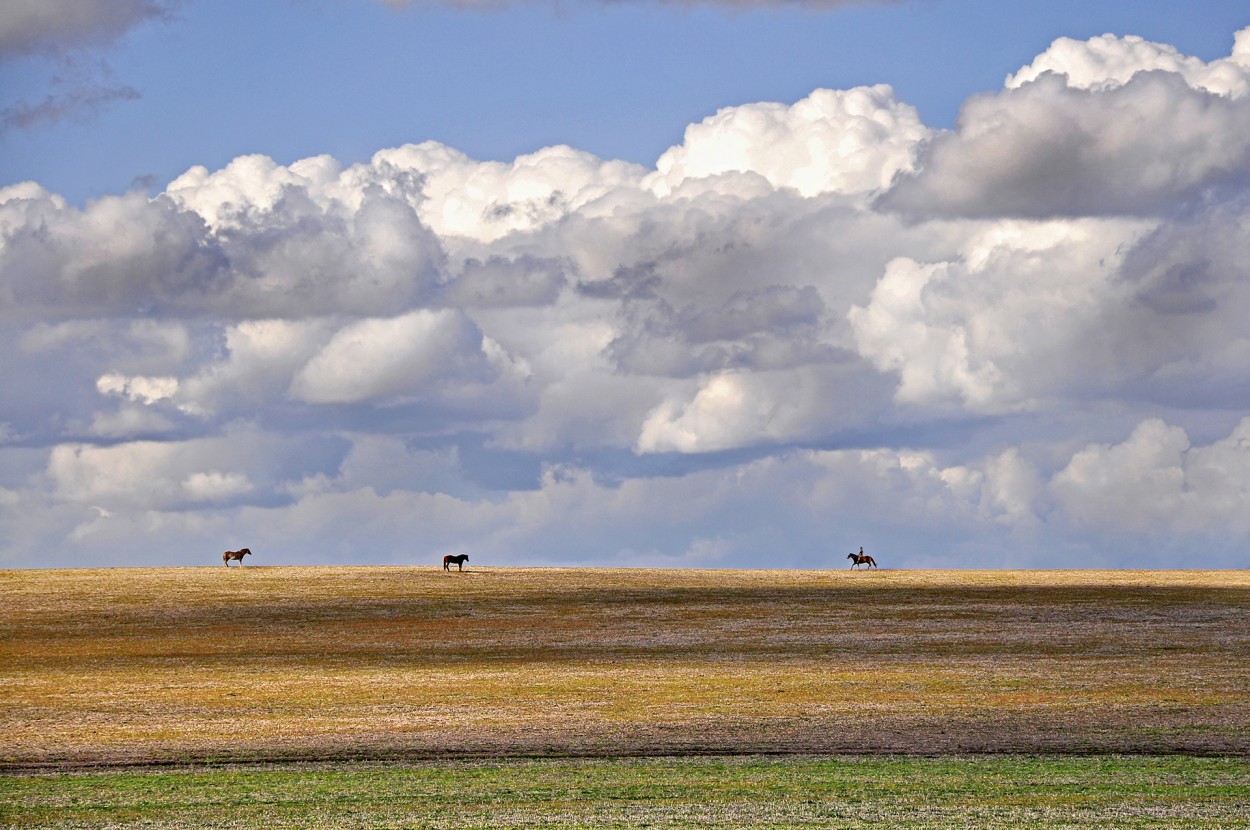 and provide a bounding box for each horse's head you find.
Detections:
[240,548,251,556]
